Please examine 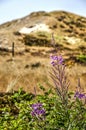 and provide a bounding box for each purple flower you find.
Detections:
[31,109,45,116]
[74,91,86,99]
[50,55,58,60]
[32,103,42,110]
[51,61,56,66]
[57,56,64,64]
[50,54,64,65]
[78,93,85,99]
[31,103,45,118]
